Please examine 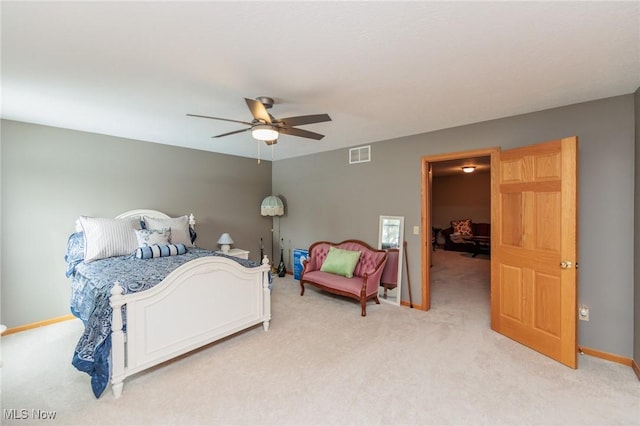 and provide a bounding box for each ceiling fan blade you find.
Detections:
[212,128,251,138]
[244,98,272,124]
[278,126,325,140]
[279,114,332,127]
[187,113,253,126]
